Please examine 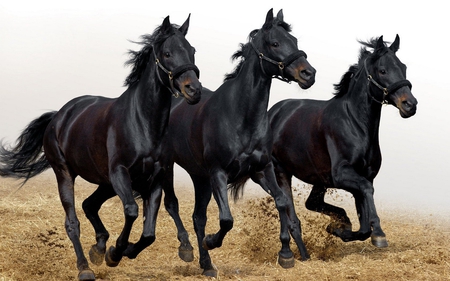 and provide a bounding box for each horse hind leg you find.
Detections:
[274,166,309,262]
[82,184,116,266]
[162,168,194,262]
[56,170,95,281]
